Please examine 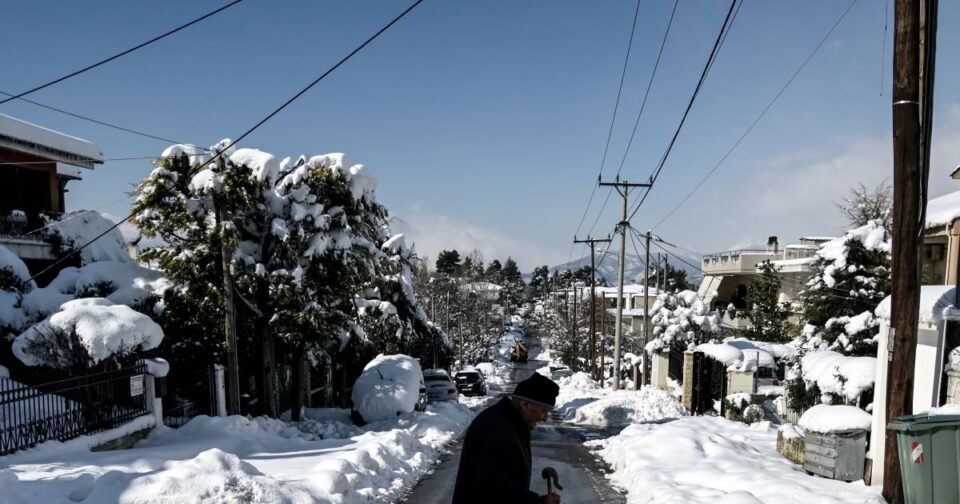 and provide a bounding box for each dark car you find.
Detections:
[454,370,487,396]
